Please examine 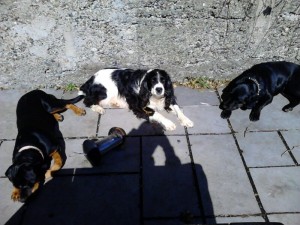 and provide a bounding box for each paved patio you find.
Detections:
[0,87,299,225]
